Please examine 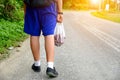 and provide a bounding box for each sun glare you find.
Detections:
[91,0,99,4]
